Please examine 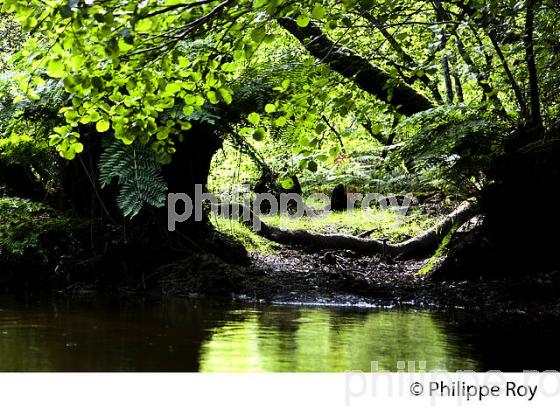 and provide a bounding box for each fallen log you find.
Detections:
[227,201,477,259]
